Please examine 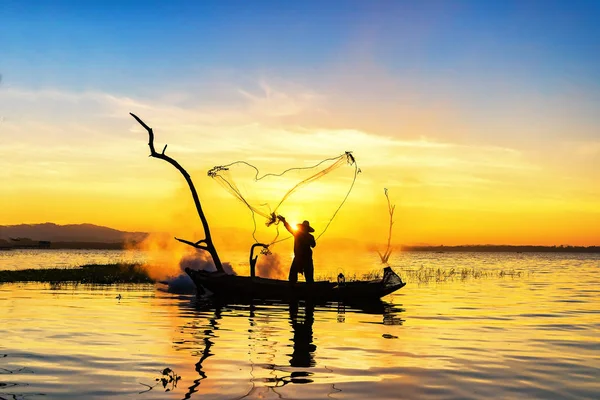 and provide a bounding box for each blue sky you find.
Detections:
[2,0,599,95]
[1,1,599,244]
